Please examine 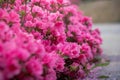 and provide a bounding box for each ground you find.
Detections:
[93,23,120,80]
